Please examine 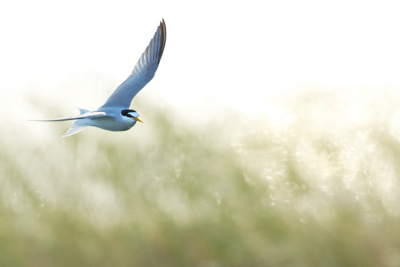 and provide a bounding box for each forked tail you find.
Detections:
[60,120,88,138]
[59,107,90,138]
[29,107,107,138]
